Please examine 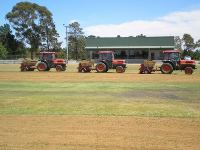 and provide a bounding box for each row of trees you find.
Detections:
[0,2,86,60]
